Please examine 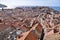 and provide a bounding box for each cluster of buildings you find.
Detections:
[0,6,60,40]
